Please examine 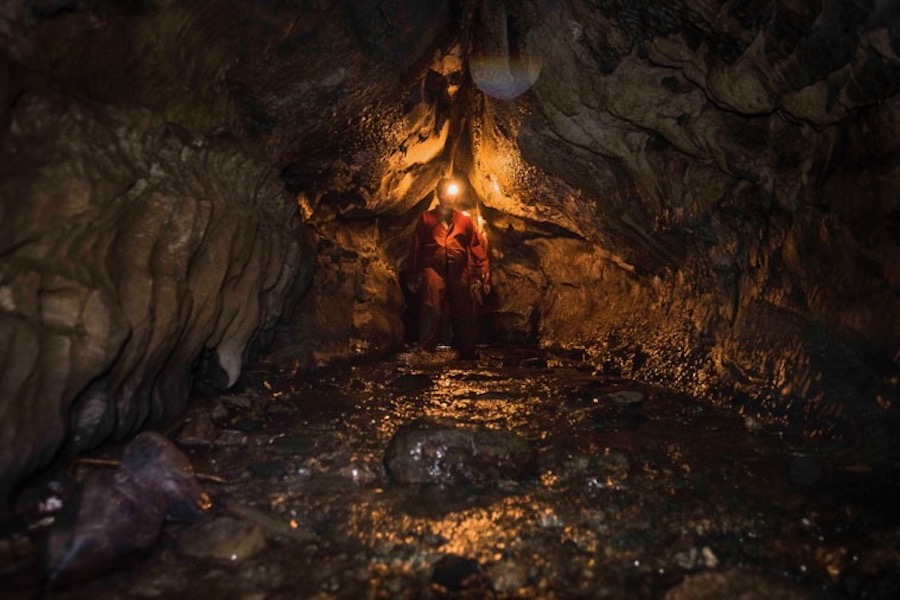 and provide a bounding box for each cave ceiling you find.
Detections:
[4,1,899,242]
